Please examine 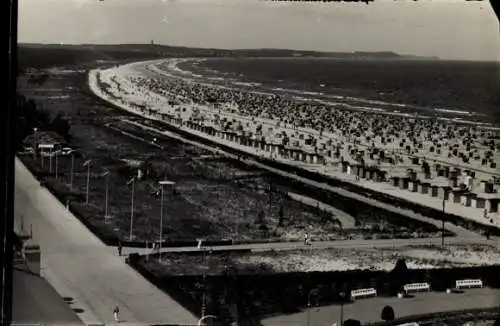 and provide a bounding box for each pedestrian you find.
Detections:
[304,232,309,245]
[118,241,122,257]
[113,305,120,322]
